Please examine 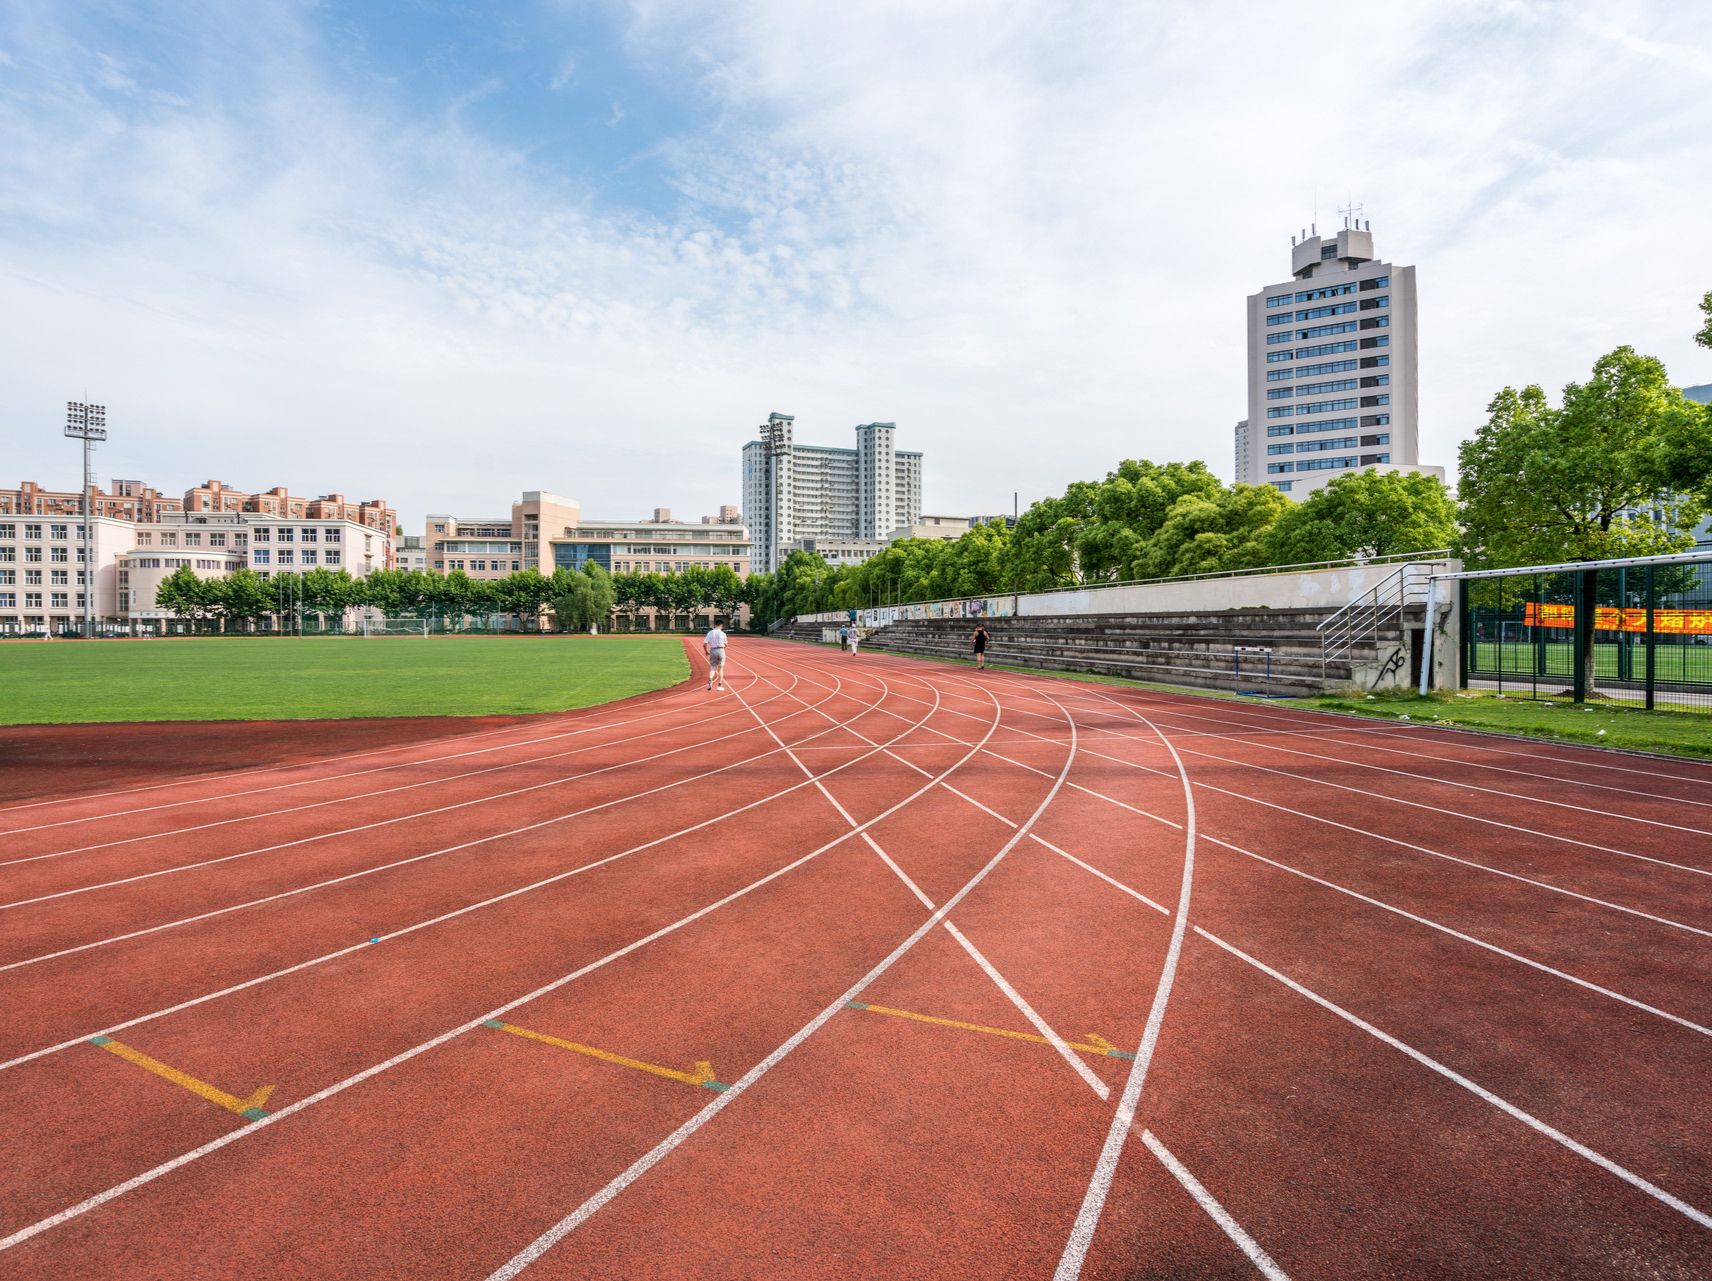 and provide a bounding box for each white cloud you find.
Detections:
[548,54,576,91]
[0,0,1709,531]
